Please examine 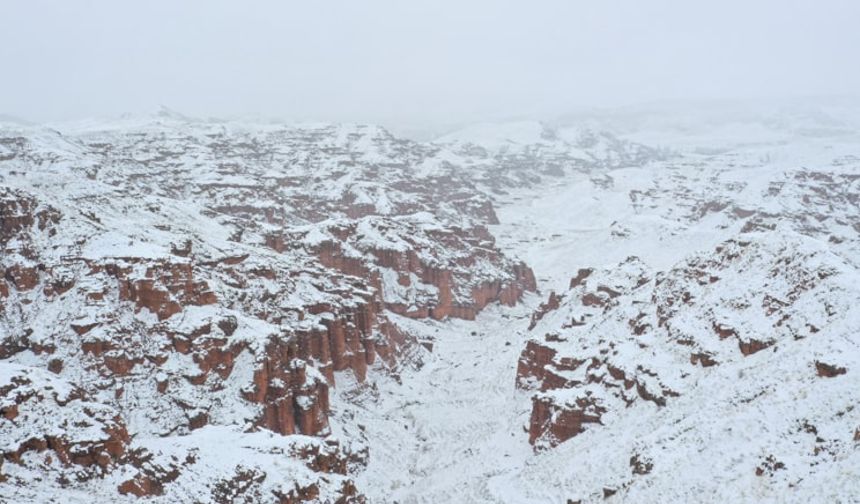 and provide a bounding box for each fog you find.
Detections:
[2,0,859,127]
